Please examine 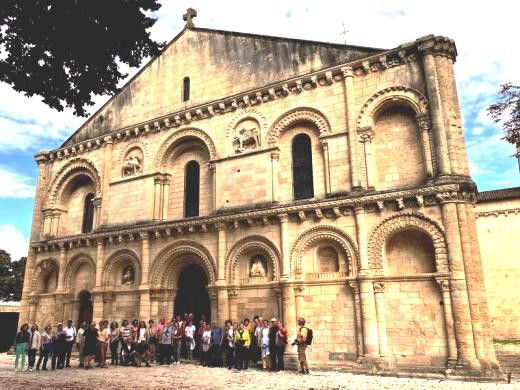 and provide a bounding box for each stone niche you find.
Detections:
[232,118,261,154]
[122,146,144,177]
[237,253,274,284]
[301,243,349,279]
